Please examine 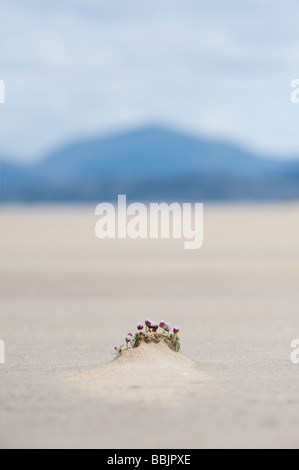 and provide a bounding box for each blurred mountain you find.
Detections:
[1,126,299,202]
